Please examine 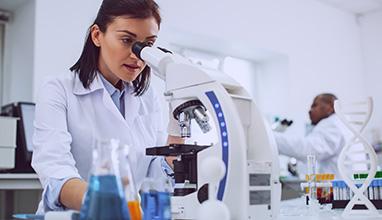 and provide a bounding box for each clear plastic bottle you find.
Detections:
[80,139,130,220]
